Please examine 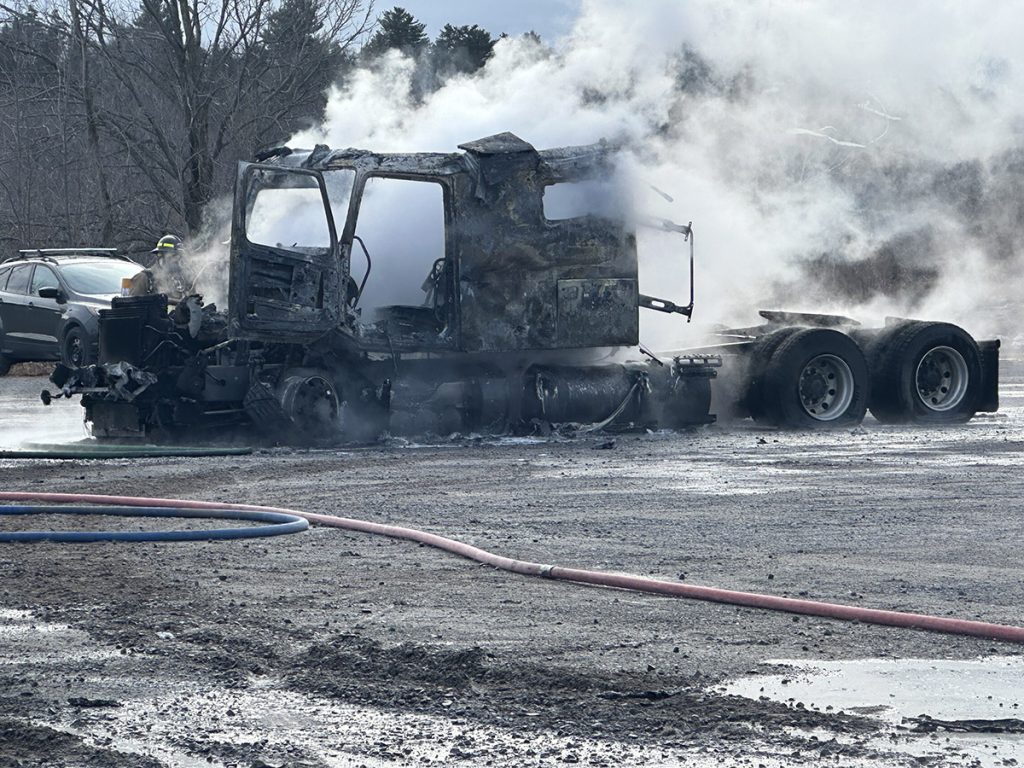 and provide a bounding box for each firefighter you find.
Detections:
[151,233,183,259]
[150,233,189,300]
[126,234,188,299]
